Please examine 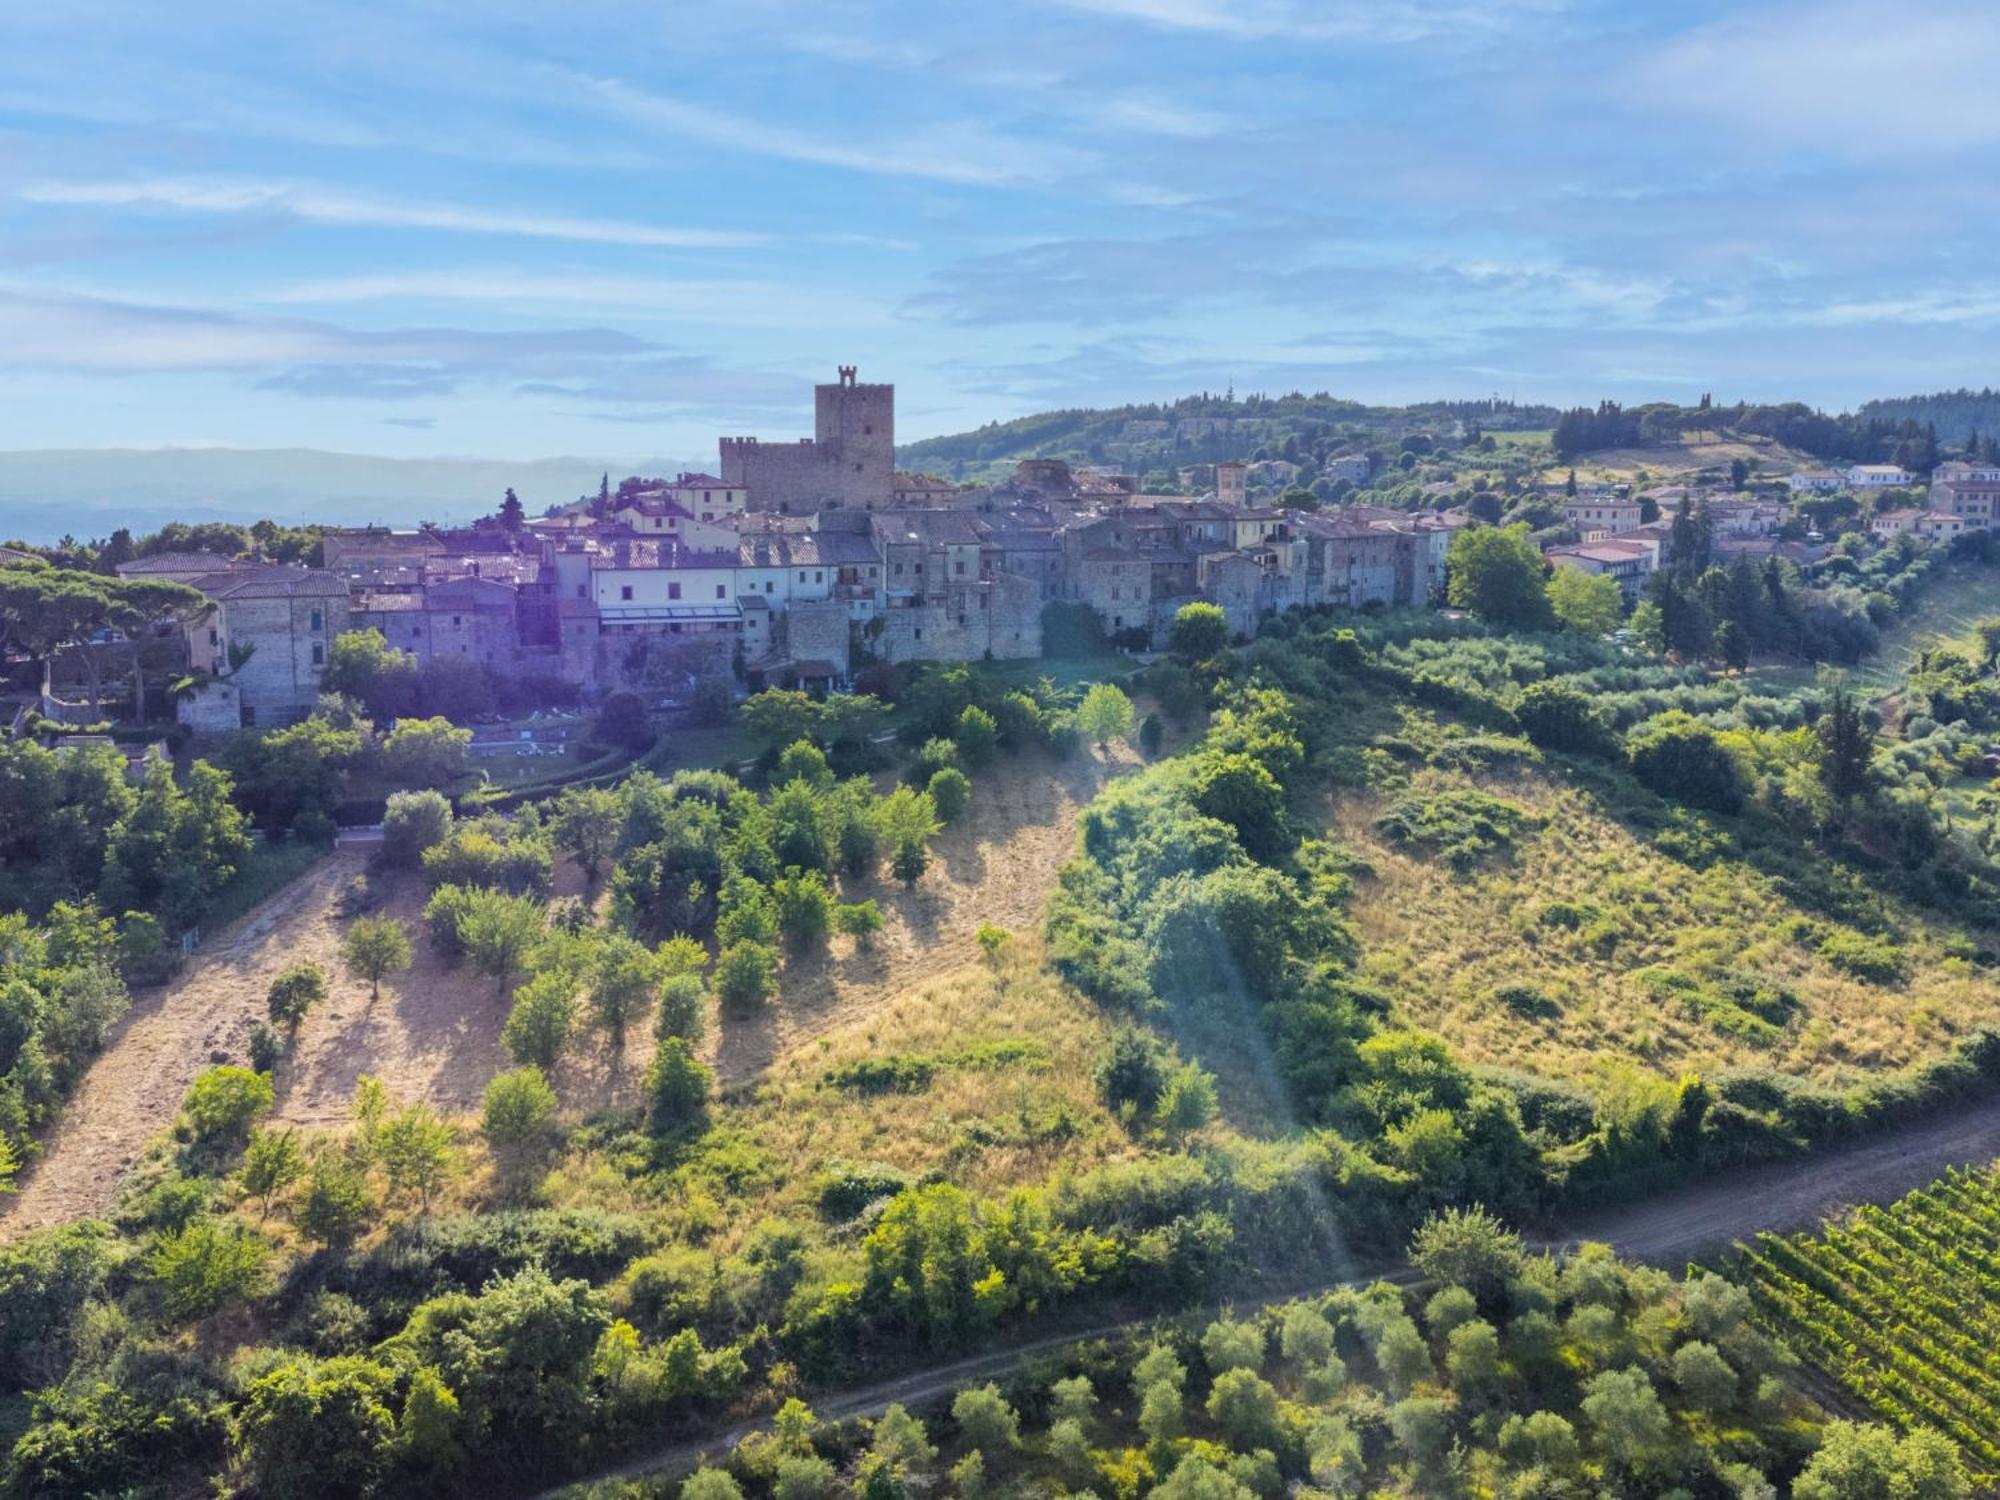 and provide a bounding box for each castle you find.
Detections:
[719,366,896,515]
